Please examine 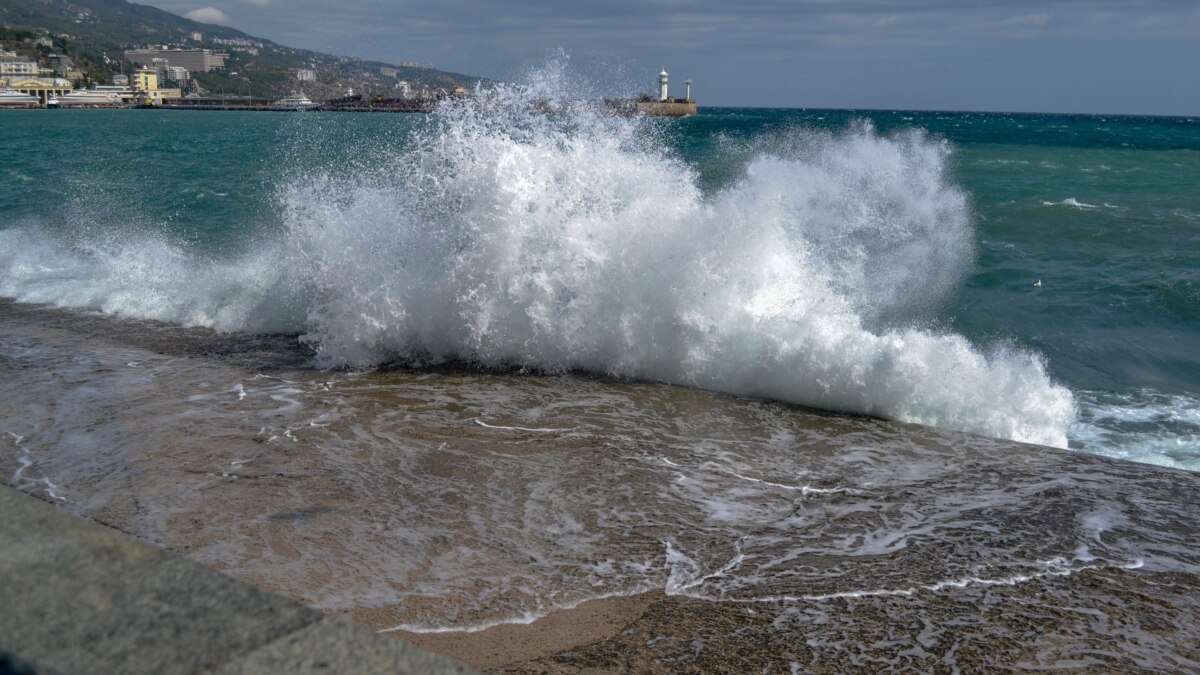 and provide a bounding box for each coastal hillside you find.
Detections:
[0,0,487,98]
